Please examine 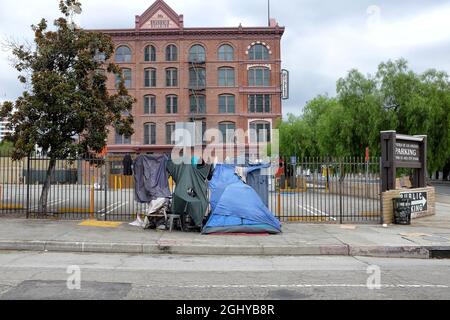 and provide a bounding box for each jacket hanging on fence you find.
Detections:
[133,154,171,203]
[123,154,133,176]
